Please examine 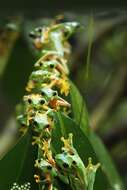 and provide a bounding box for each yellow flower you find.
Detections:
[34,174,40,183]
[58,76,70,96]
[26,80,35,92]
[42,139,52,160]
[61,133,73,153]
[86,157,100,171]
[32,135,41,146]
